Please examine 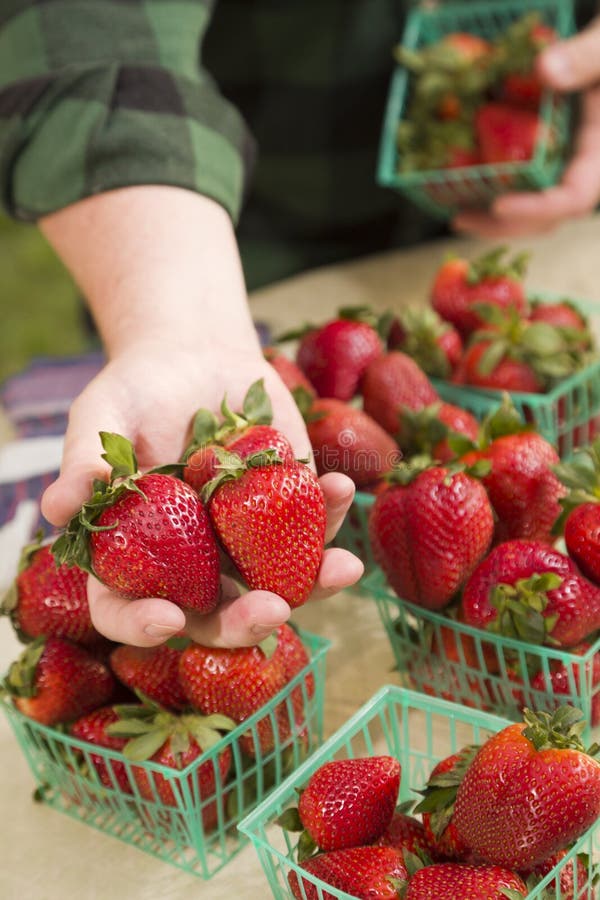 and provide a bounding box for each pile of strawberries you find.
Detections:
[395,12,562,174]
[1,382,327,828]
[278,709,600,899]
